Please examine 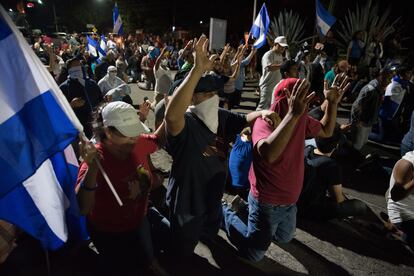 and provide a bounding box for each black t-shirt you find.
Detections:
[59,78,103,138]
[299,145,342,207]
[166,108,246,216]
